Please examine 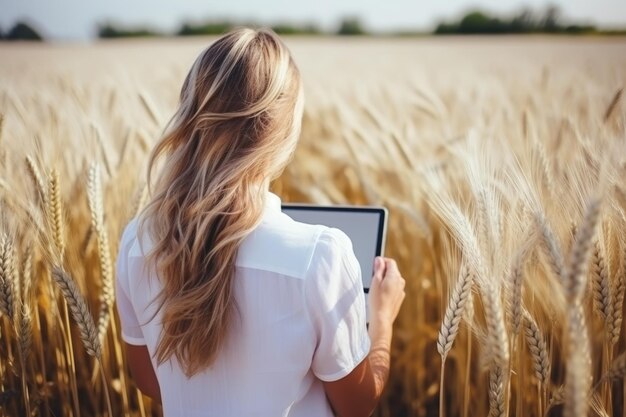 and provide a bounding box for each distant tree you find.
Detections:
[6,21,43,41]
[431,5,601,35]
[457,11,507,34]
[564,24,596,34]
[97,23,161,38]
[434,21,459,34]
[541,5,562,33]
[271,23,321,35]
[510,8,537,33]
[177,21,233,36]
[337,17,366,35]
